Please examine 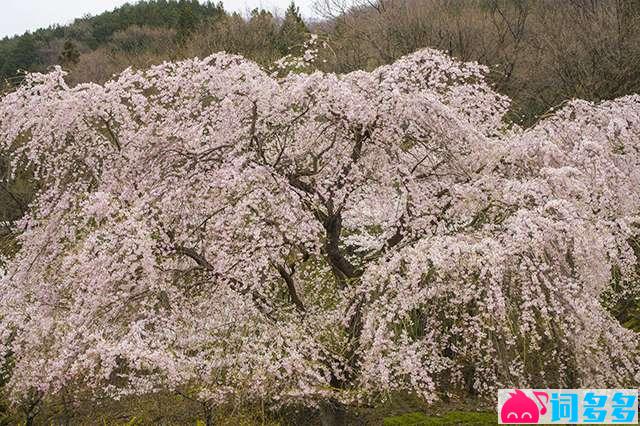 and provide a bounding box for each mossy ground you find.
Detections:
[383,411,496,426]
[0,393,498,425]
